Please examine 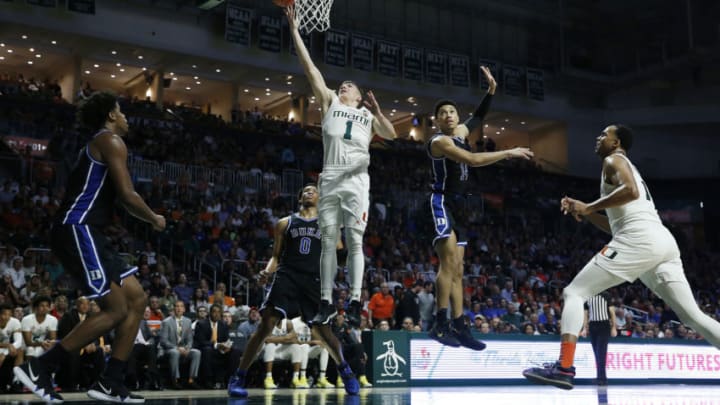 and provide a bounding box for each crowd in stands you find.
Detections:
[1,71,719,392]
